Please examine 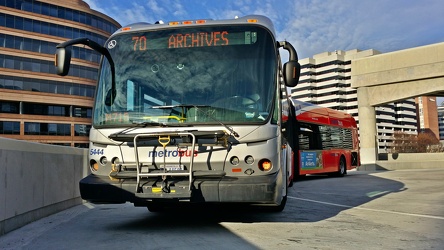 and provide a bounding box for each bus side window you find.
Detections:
[343,129,353,149]
[299,131,310,150]
[318,125,331,149]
